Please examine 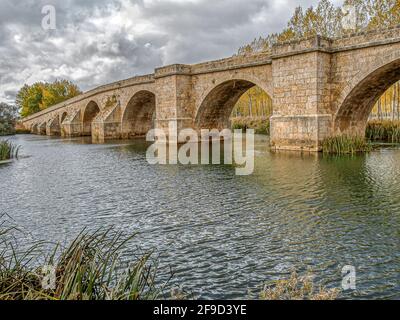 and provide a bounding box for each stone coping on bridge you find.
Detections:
[154,52,272,78]
[272,25,400,58]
